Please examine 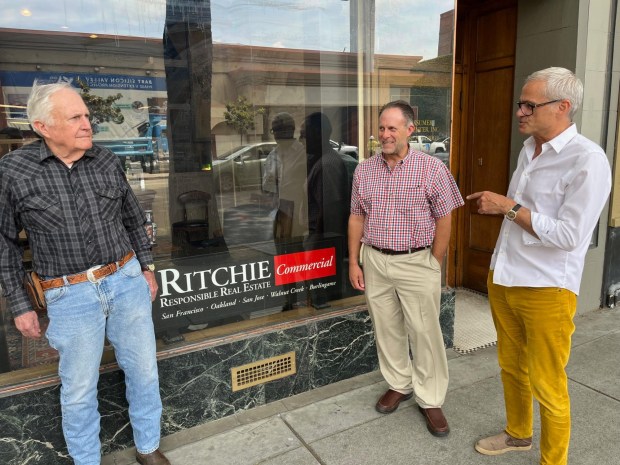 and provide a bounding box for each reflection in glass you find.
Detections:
[0,0,455,375]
